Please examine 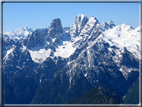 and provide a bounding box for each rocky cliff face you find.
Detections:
[48,18,63,38]
[23,28,48,50]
